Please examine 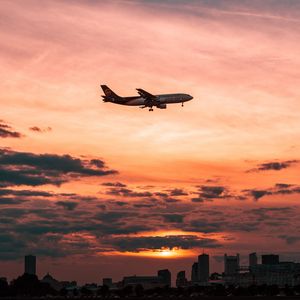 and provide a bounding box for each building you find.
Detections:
[103,278,113,287]
[251,262,300,287]
[191,262,198,283]
[249,252,258,268]
[24,255,36,275]
[157,269,171,287]
[262,254,279,265]
[198,253,209,282]
[176,271,187,287]
[224,253,239,275]
[123,275,166,290]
